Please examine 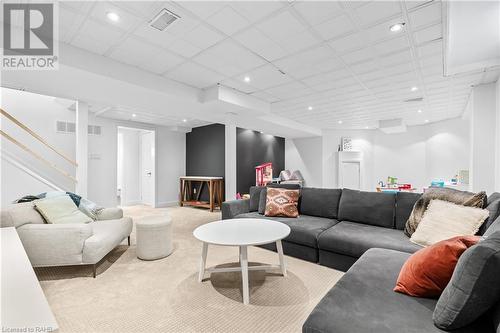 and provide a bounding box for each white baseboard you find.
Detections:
[156,201,179,208]
[122,200,142,206]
